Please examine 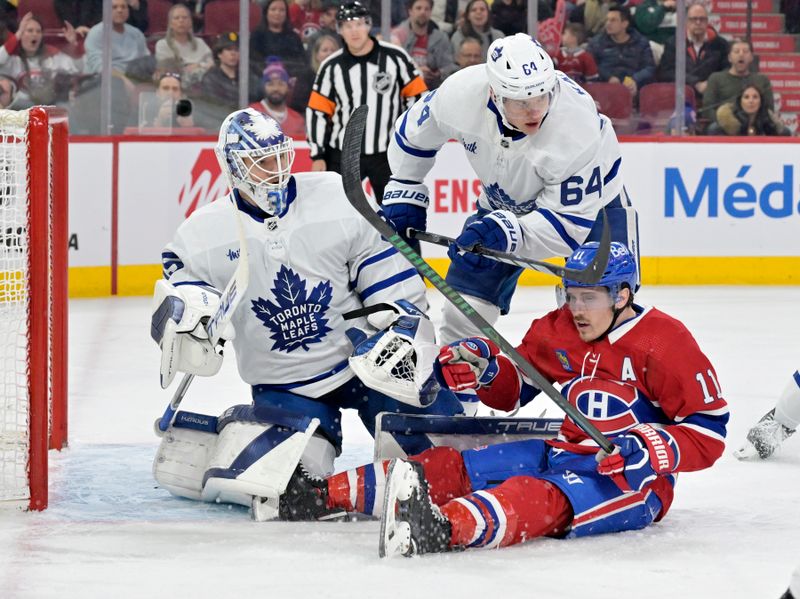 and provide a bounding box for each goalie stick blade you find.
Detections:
[341,105,614,454]
[407,213,611,284]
